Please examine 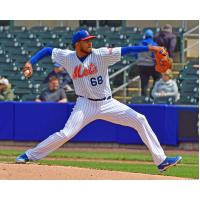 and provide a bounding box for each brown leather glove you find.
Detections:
[149,46,173,73]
